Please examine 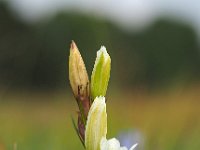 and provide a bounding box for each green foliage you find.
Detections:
[0,2,200,90]
[0,89,200,150]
